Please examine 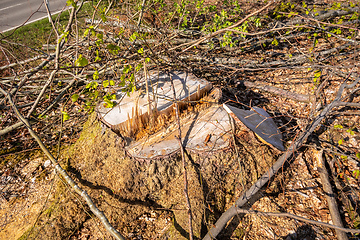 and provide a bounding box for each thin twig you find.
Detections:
[169,72,194,240]
[137,0,146,27]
